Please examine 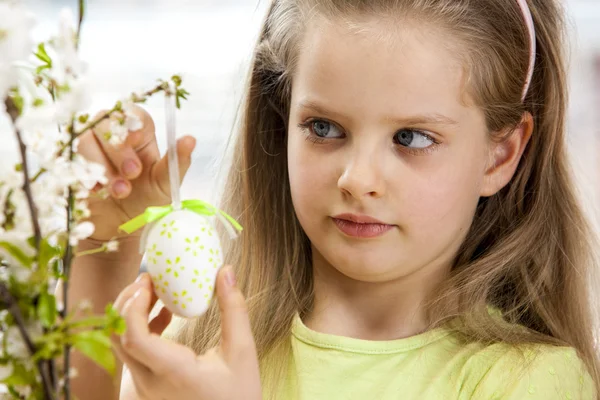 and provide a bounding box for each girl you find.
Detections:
[69,0,600,399]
